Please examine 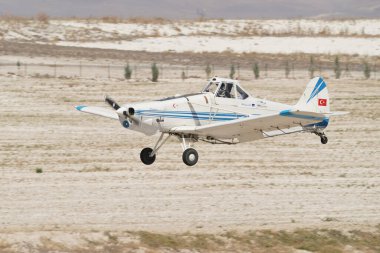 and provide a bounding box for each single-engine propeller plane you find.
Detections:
[76,77,347,166]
